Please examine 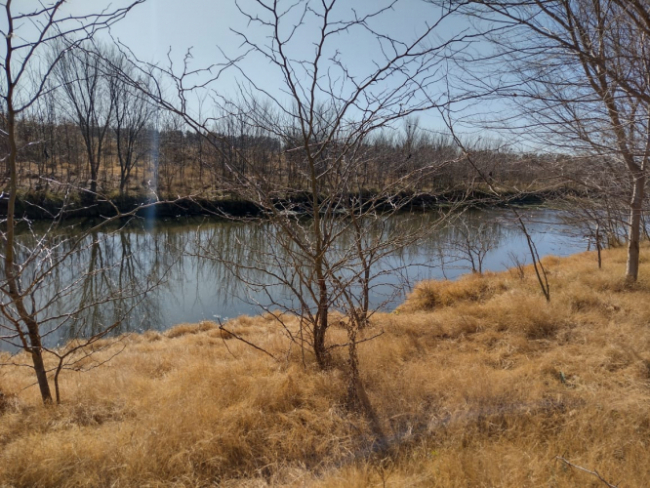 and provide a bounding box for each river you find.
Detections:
[2,208,587,350]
